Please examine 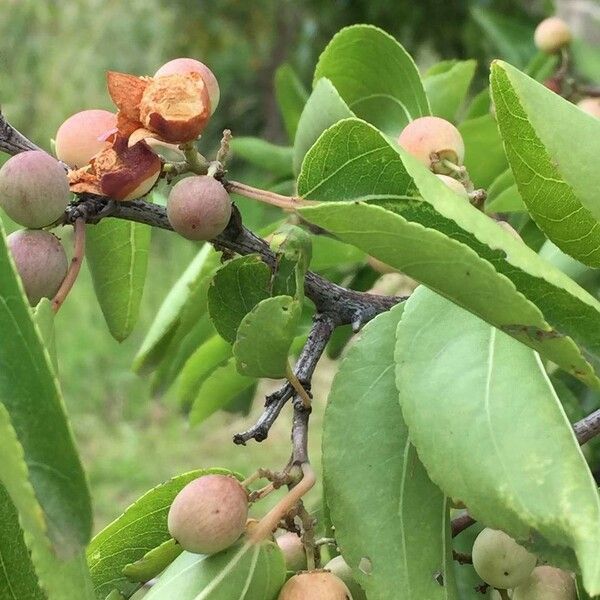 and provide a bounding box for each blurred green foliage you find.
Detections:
[0,0,556,529]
